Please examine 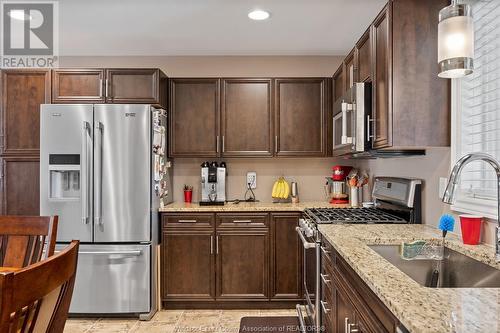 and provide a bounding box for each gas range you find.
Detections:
[295,177,423,332]
[304,207,407,224]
